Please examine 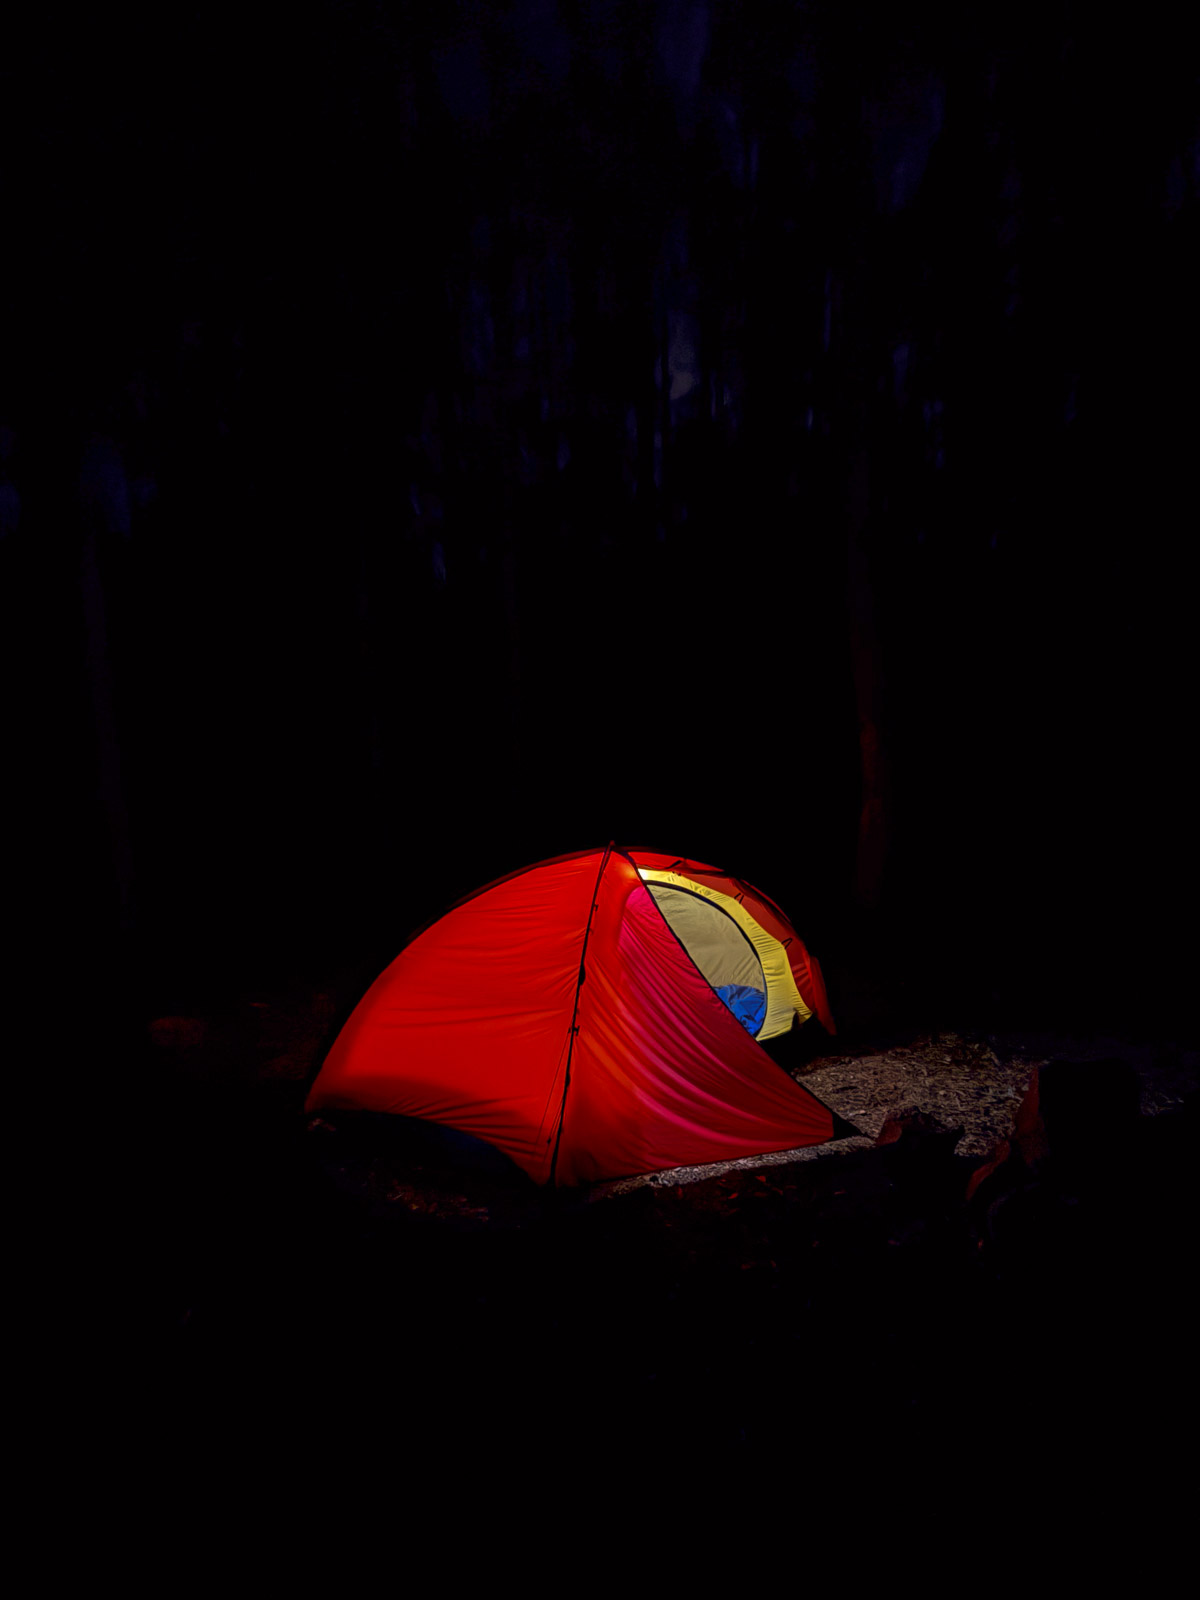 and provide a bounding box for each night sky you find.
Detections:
[6,2,1196,1040]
